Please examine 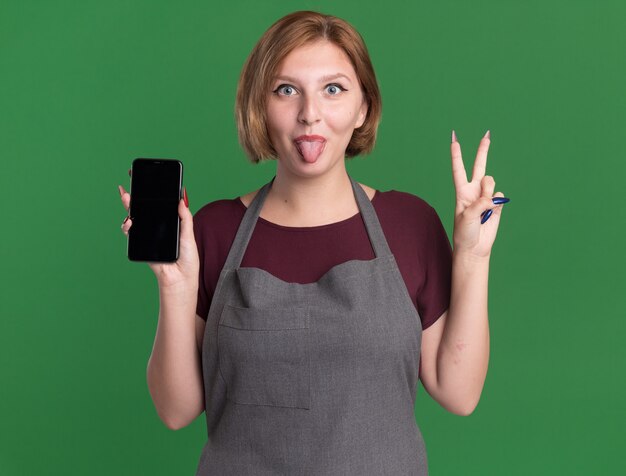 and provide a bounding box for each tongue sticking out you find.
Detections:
[295,140,325,163]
